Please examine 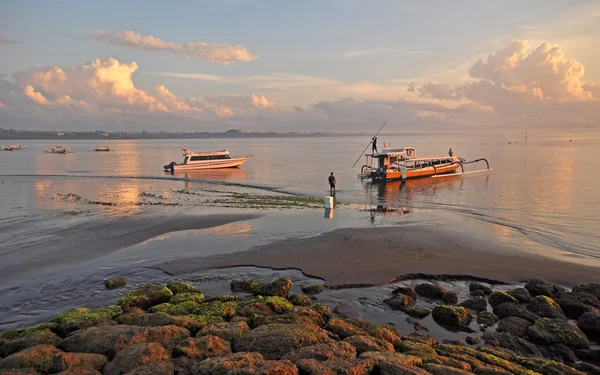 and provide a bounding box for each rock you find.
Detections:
[233,323,333,360]
[343,335,394,354]
[51,352,108,373]
[397,341,437,356]
[310,303,332,321]
[487,291,518,307]
[282,341,356,363]
[577,307,600,337]
[295,358,373,375]
[59,325,189,358]
[392,287,419,300]
[423,363,472,374]
[117,285,173,310]
[0,344,62,373]
[115,312,175,327]
[230,279,264,294]
[524,278,555,297]
[465,336,480,345]
[526,295,566,319]
[514,356,585,375]
[194,301,237,320]
[402,332,437,346]
[288,294,312,307]
[125,360,174,375]
[197,320,249,341]
[148,301,200,316]
[535,343,578,364]
[432,305,472,327]
[172,336,231,361]
[193,352,298,375]
[527,318,589,349]
[470,290,487,298]
[414,283,445,299]
[506,288,532,303]
[476,311,499,328]
[494,303,537,323]
[101,342,169,375]
[55,368,103,375]
[473,369,512,375]
[554,292,600,319]
[384,295,431,318]
[169,292,205,305]
[469,283,493,295]
[172,316,213,336]
[324,318,400,347]
[166,280,200,295]
[574,362,600,374]
[358,352,426,374]
[301,285,325,295]
[574,348,600,365]
[572,282,600,299]
[261,296,294,314]
[481,331,542,357]
[459,297,488,312]
[50,306,122,336]
[250,306,326,328]
[442,292,458,304]
[0,323,60,341]
[262,277,293,297]
[0,368,41,374]
[496,317,531,337]
[104,277,127,289]
[0,329,61,357]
